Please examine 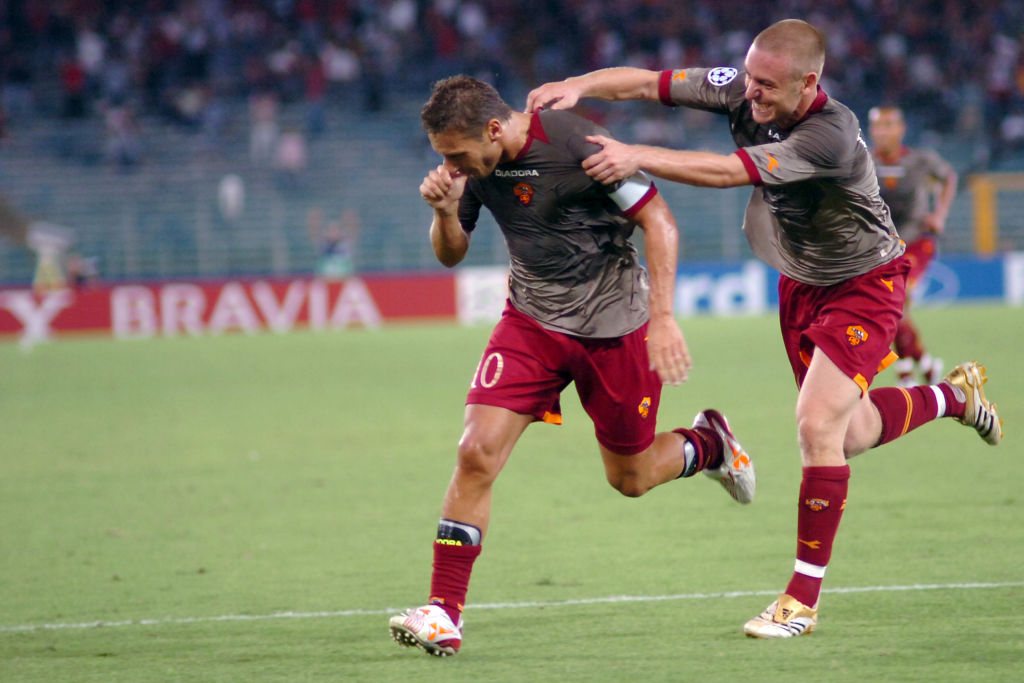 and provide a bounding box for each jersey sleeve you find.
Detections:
[658,67,743,113]
[921,148,955,182]
[457,180,483,233]
[565,130,657,217]
[735,117,856,186]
